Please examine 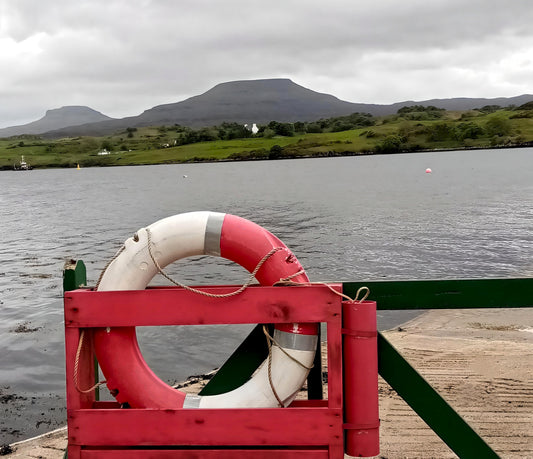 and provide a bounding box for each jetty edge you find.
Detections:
[7,255,533,457]
[4,305,532,458]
